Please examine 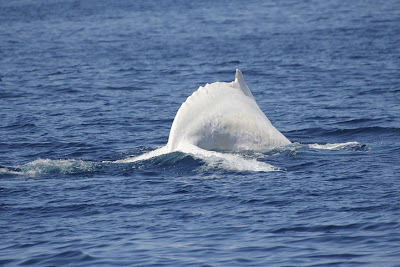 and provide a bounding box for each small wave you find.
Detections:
[308,141,364,150]
[114,140,369,172]
[0,167,22,176]
[1,140,369,178]
[1,159,97,177]
[116,145,278,172]
[290,126,400,138]
[193,150,278,172]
